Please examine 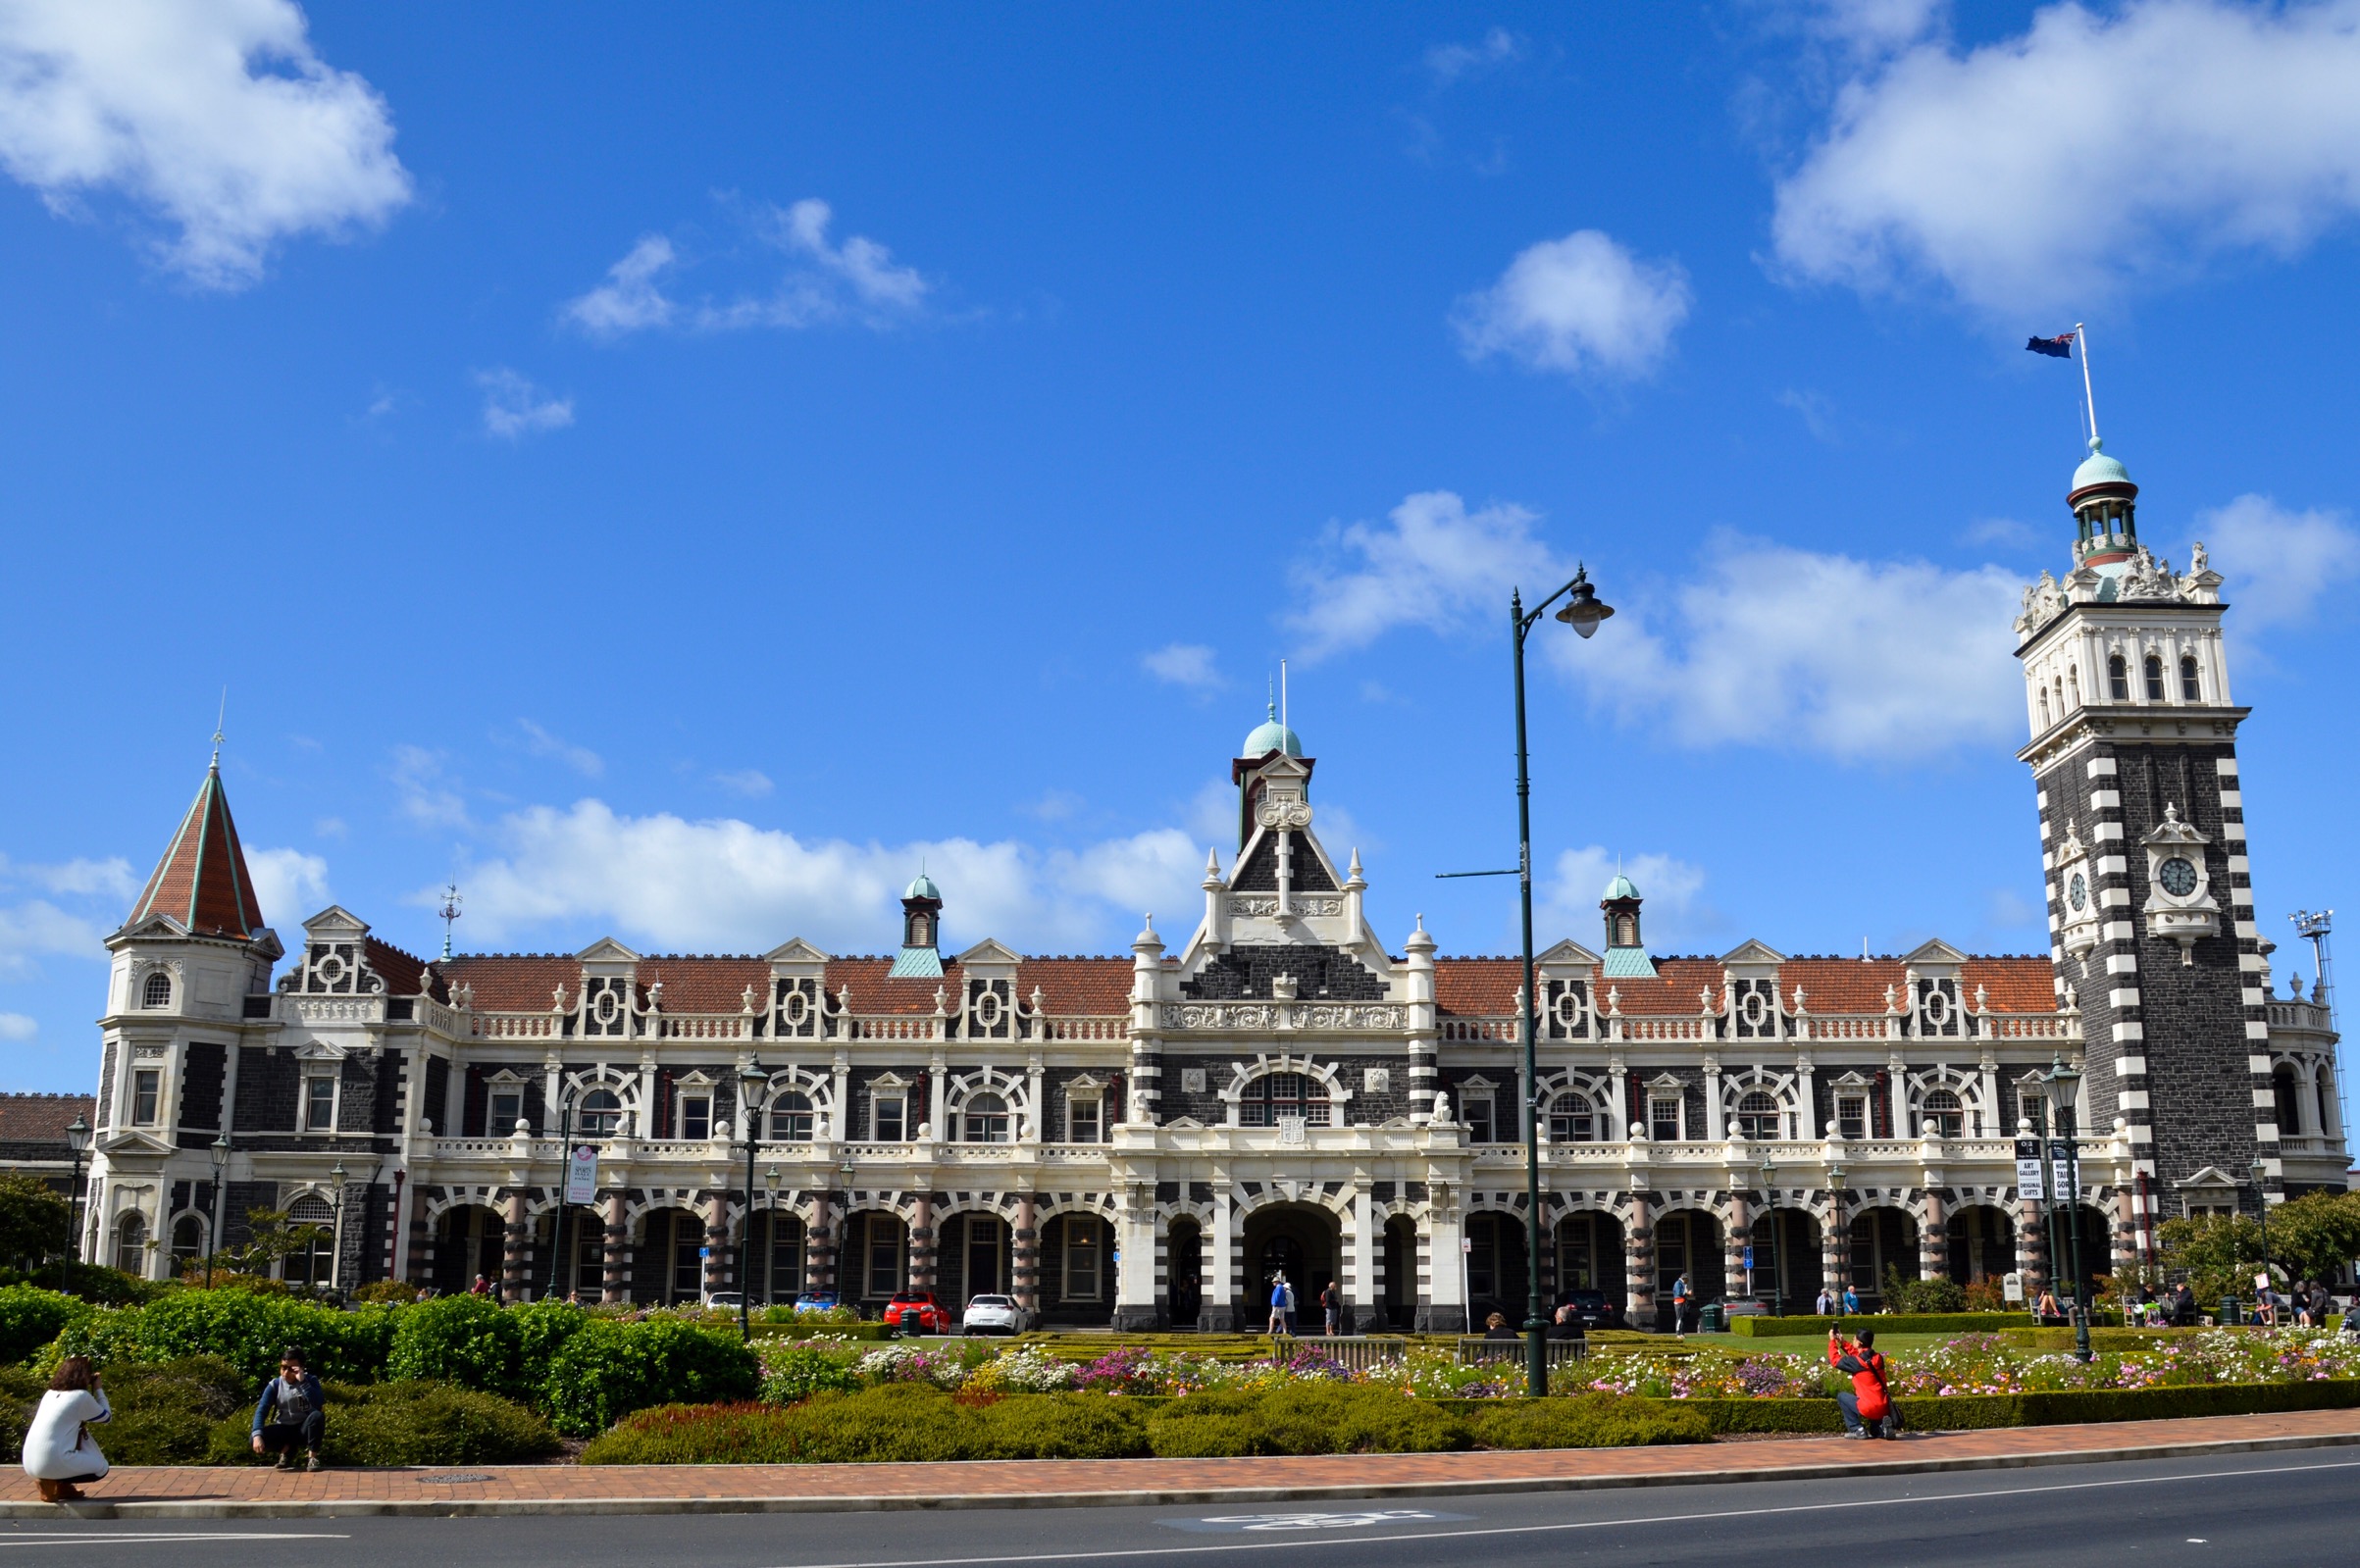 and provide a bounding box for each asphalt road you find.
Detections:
[3,1449,2353,1568]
